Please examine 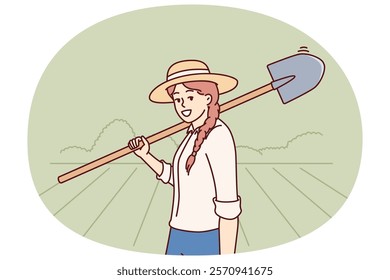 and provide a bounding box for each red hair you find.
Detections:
[167,81,220,174]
